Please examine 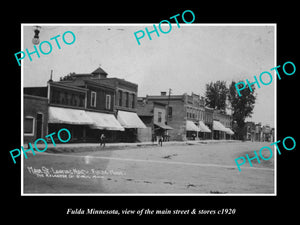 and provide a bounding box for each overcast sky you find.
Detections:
[22,24,275,126]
